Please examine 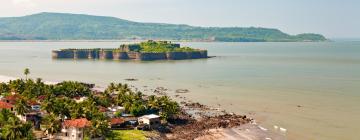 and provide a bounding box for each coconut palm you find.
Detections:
[0,83,10,94]
[0,109,14,126]
[14,98,30,116]
[24,68,30,80]
[42,114,61,138]
[1,114,34,140]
